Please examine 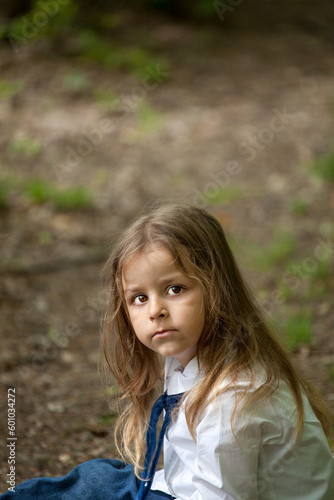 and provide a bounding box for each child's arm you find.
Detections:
[168,379,334,499]
[166,381,261,499]
[190,381,334,500]
[191,392,260,500]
